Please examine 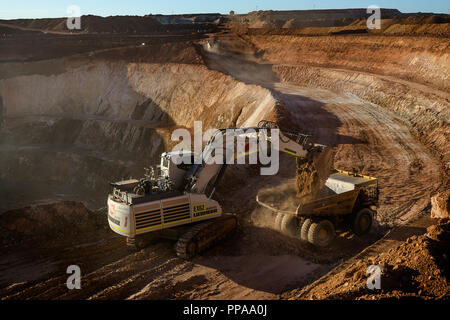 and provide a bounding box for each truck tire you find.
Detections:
[274,213,284,231]
[300,219,312,241]
[308,220,335,247]
[281,215,299,237]
[352,208,373,236]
